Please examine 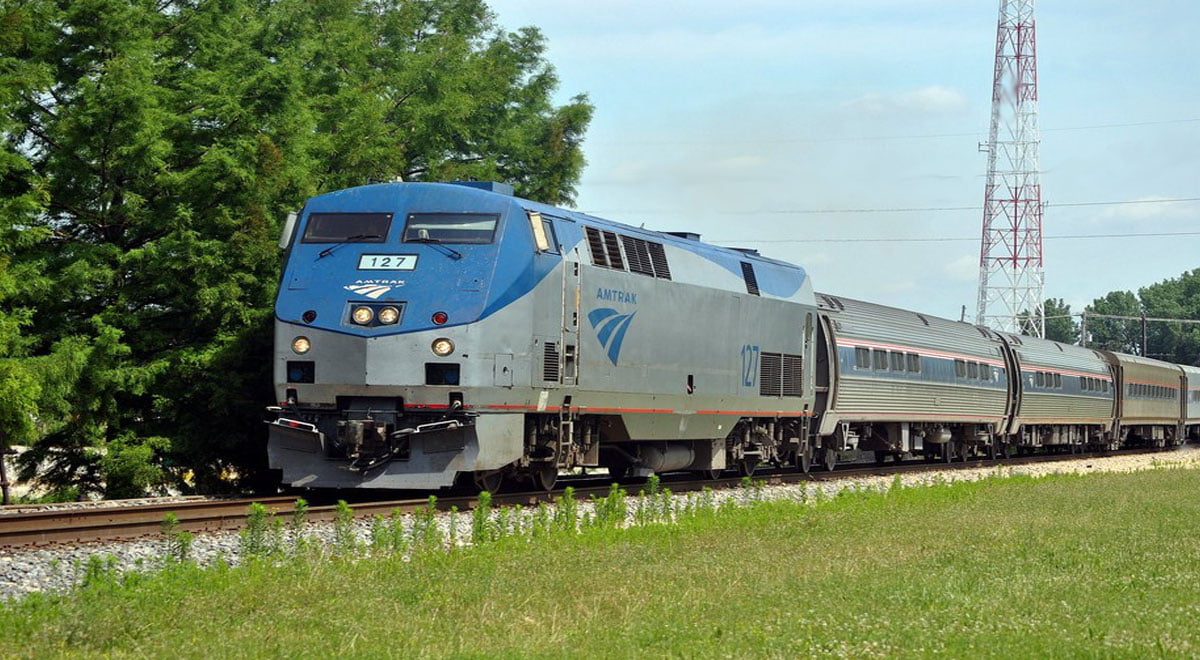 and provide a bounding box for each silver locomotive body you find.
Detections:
[267,182,817,489]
